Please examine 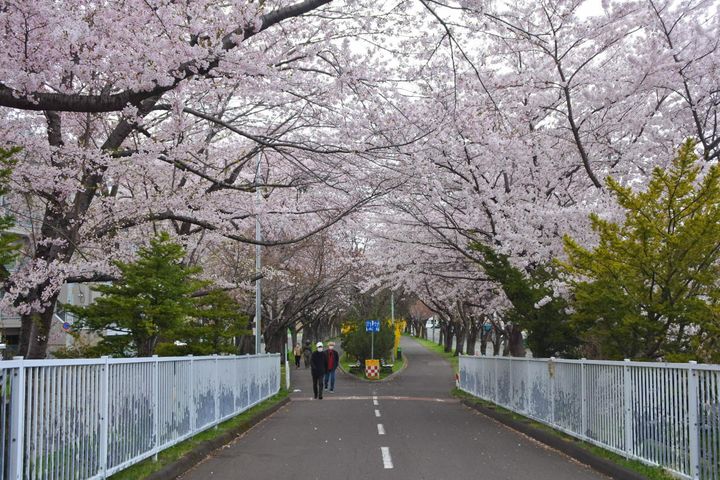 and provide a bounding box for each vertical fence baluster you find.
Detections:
[214,355,219,426]
[688,361,700,480]
[152,356,159,461]
[189,356,195,435]
[99,356,110,478]
[8,357,25,480]
[524,360,530,415]
[550,357,555,426]
[623,359,633,458]
[494,357,498,404]
[581,359,587,439]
